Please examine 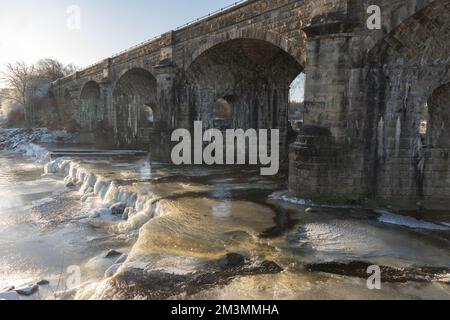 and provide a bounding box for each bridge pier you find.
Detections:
[289,21,367,203]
